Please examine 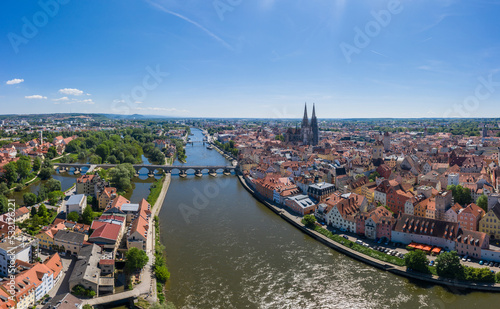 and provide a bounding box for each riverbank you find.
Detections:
[236,174,500,293]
